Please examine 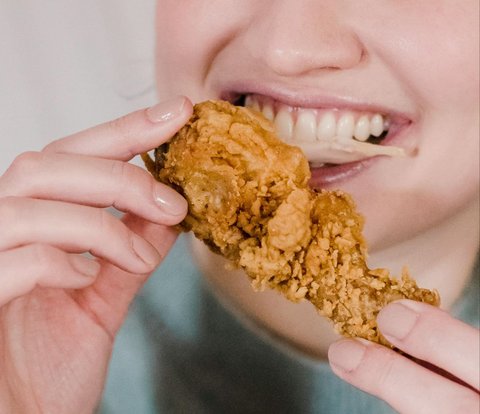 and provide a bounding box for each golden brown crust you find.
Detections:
[144,100,440,346]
